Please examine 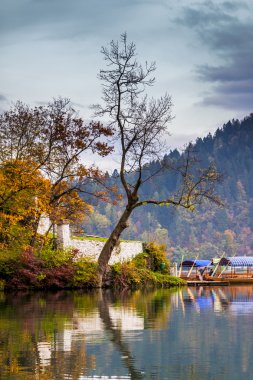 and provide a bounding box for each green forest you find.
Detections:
[83,114,253,262]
